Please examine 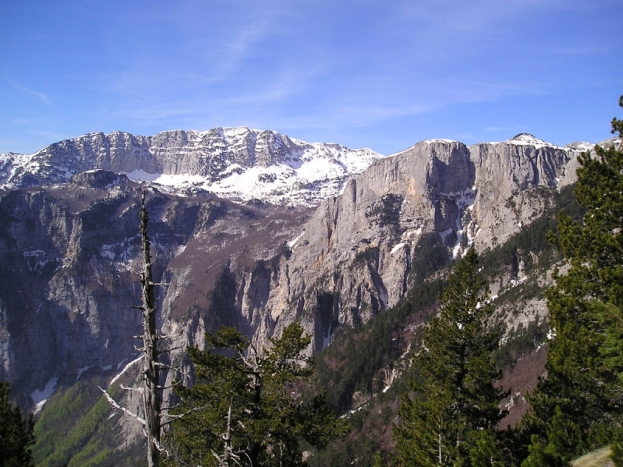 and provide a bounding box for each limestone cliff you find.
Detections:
[246,135,582,352]
[0,132,610,412]
[0,128,382,206]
